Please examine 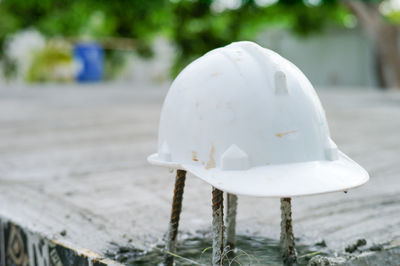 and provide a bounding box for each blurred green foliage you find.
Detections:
[168,0,350,75]
[26,42,74,82]
[0,0,168,56]
[0,0,384,78]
